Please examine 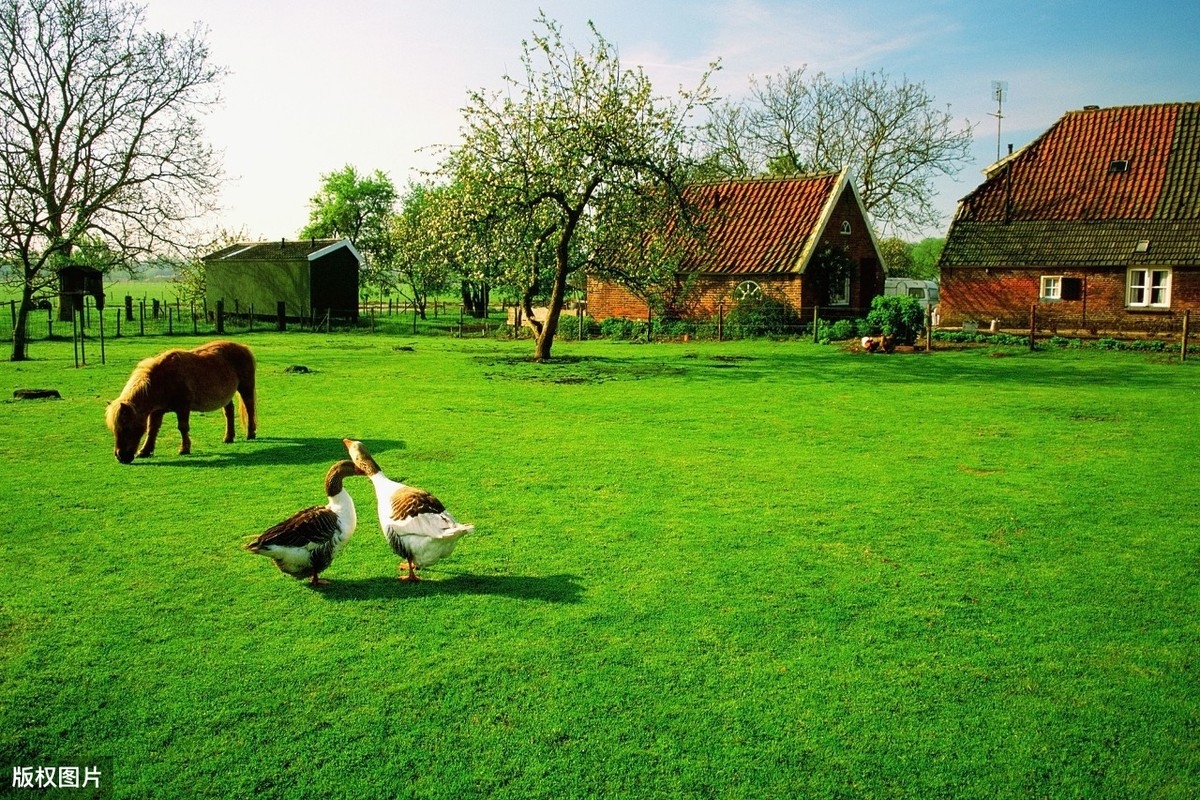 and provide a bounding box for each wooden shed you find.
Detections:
[203,238,363,322]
